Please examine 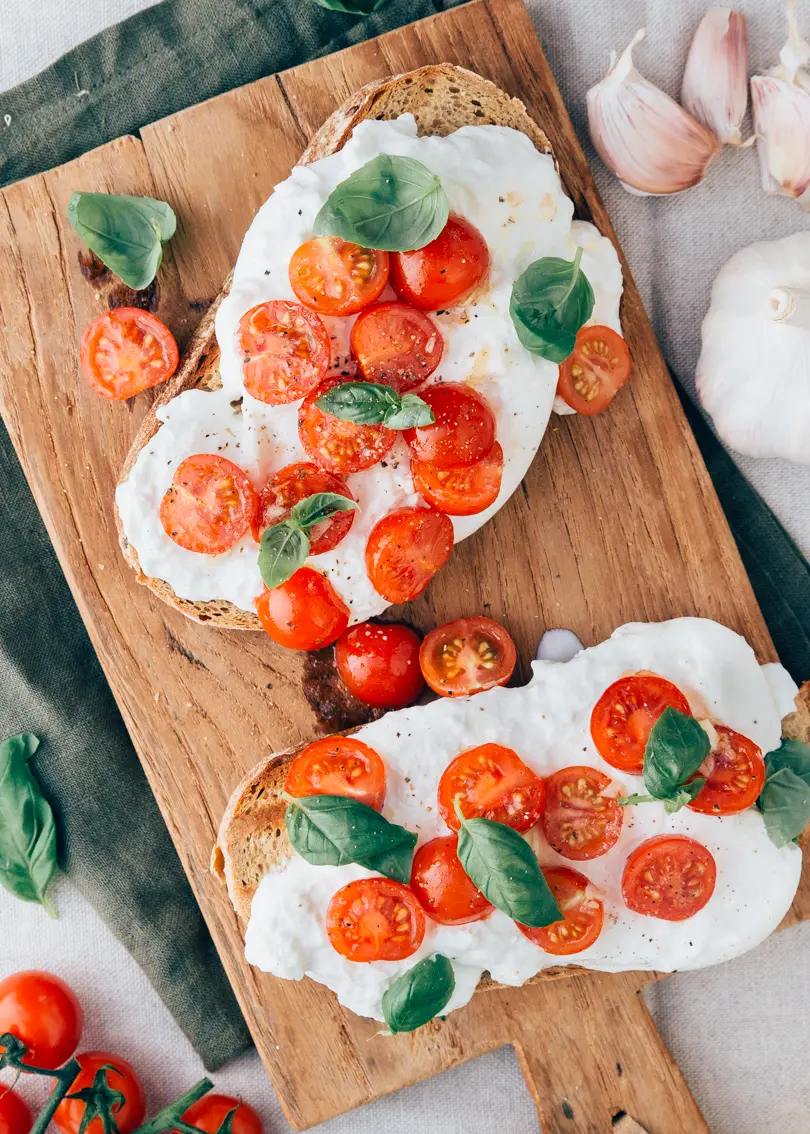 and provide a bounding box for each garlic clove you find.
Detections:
[681,8,750,145]
[751,1,810,206]
[587,29,722,196]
